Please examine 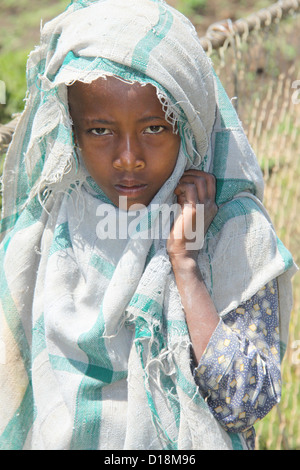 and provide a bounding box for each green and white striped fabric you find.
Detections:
[0,0,296,450]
